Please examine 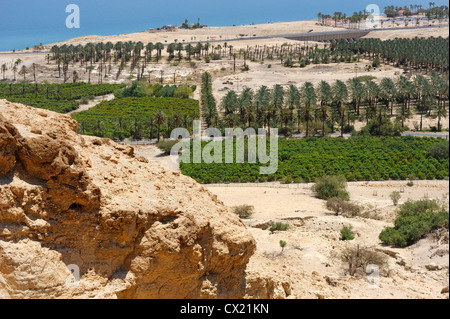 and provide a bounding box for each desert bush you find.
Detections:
[233,204,255,219]
[340,245,388,276]
[378,199,447,247]
[156,139,180,154]
[428,142,449,160]
[390,191,401,206]
[209,53,221,60]
[313,175,349,200]
[326,197,361,217]
[340,226,355,241]
[379,210,449,247]
[279,240,287,253]
[269,222,290,233]
[396,199,442,218]
[357,118,403,137]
